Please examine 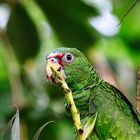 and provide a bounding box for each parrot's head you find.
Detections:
[46,48,96,92]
